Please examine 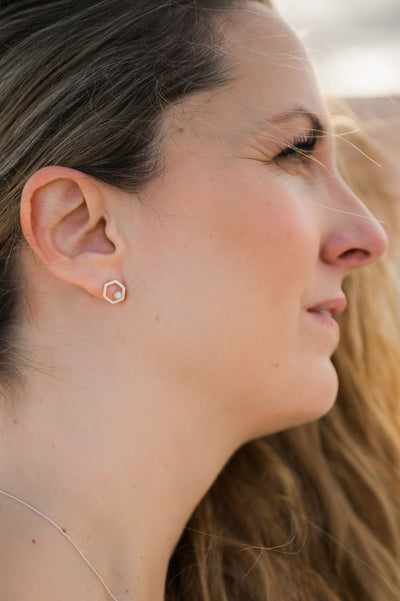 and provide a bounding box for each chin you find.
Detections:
[247,357,339,439]
[291,357,339,426]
